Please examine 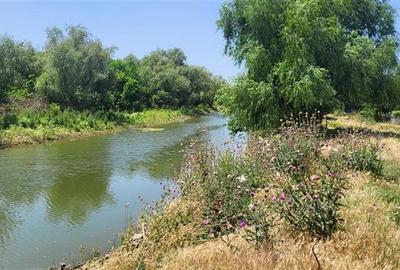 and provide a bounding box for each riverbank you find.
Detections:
[0,109,191,149]
[327,113,400,137]
[78,121,400,270]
